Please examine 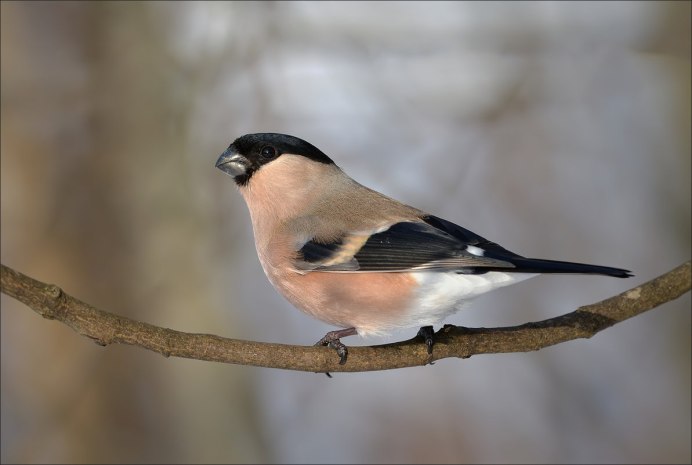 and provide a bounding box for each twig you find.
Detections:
[1,261,689,373]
